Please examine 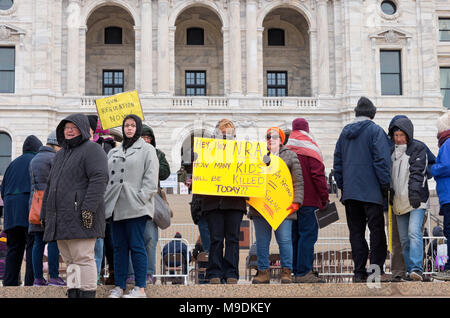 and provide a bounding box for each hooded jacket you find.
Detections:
[0,135,42,231]
[388,117,429,215]
[333,118,391,205]
[432,137,450,210]
[40,114,109,241]
[142,124,171,181]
